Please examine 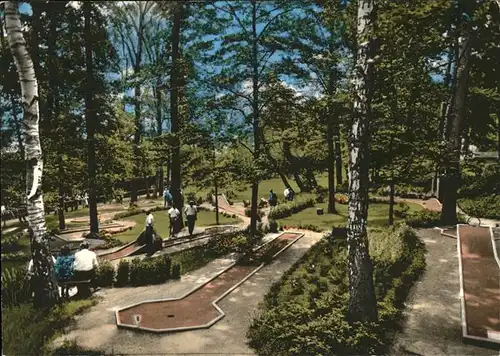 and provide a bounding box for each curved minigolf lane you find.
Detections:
[115,232,303,333]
